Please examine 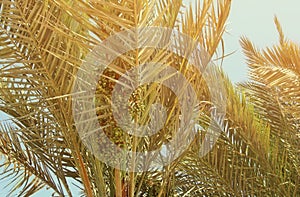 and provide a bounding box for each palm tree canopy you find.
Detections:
[0,0,299,196]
